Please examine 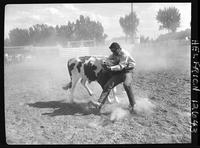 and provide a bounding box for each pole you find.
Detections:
[131,3,133,43]
[131,3,133,14]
